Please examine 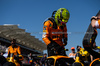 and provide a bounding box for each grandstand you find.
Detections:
[0,25,46,56]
